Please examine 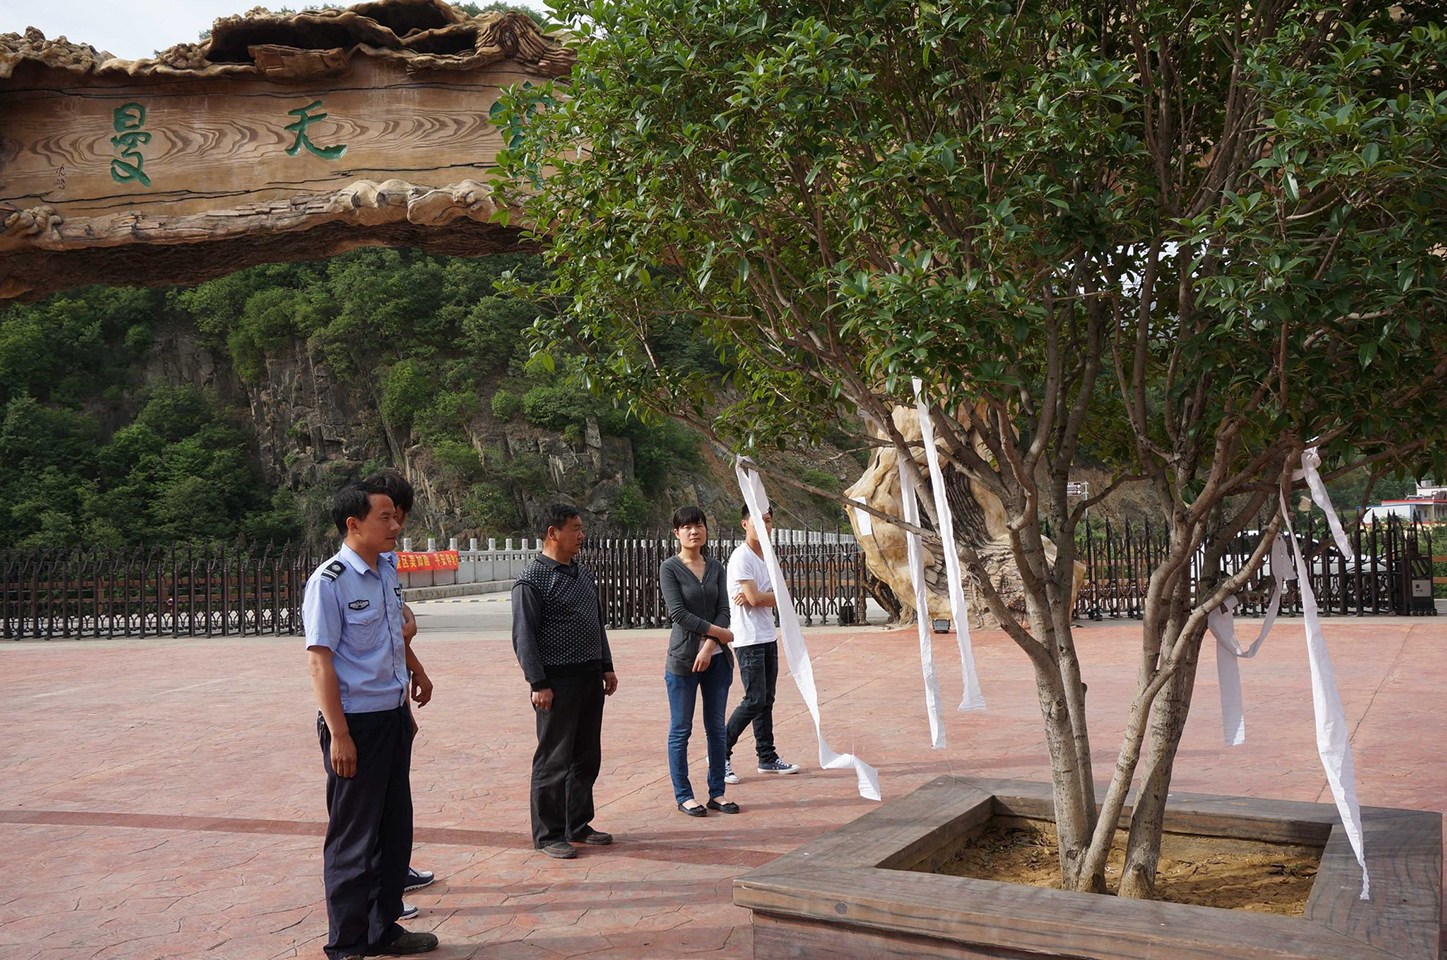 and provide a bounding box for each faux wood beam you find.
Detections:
[0,0,563,300]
